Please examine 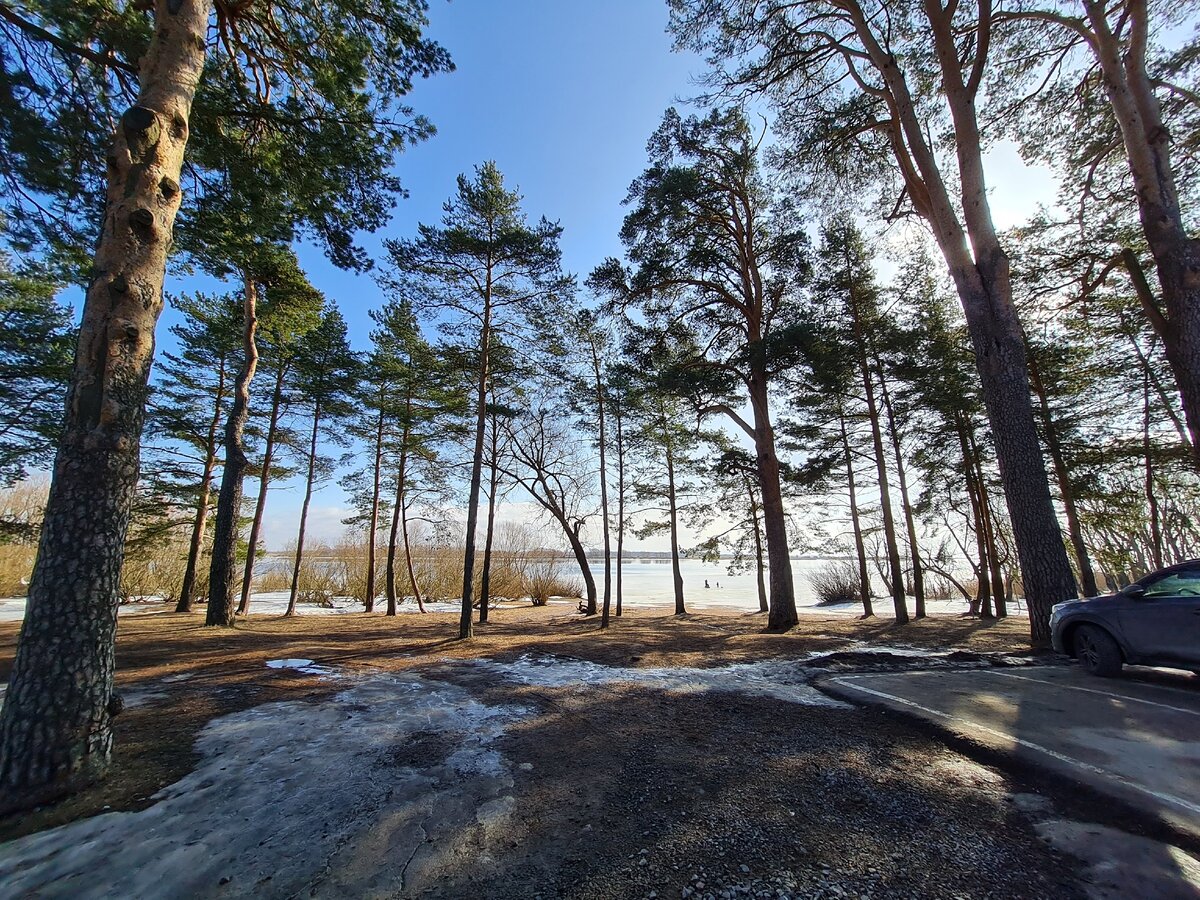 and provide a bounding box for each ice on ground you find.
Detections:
[469,654,851,708]
[265,658,335,676]
[0,673,530,899]
[0,595,170,623]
